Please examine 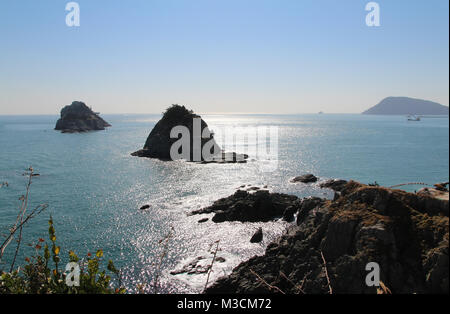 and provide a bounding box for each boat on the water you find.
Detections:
[407,115,421,121]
